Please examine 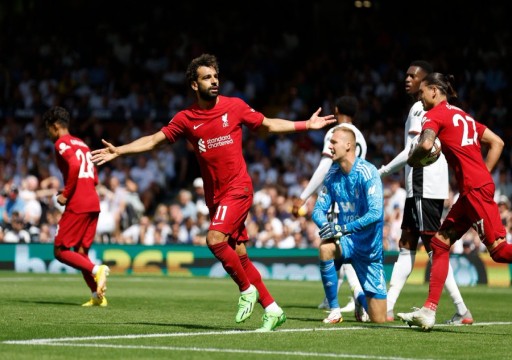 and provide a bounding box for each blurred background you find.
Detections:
[0,0,510,253]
